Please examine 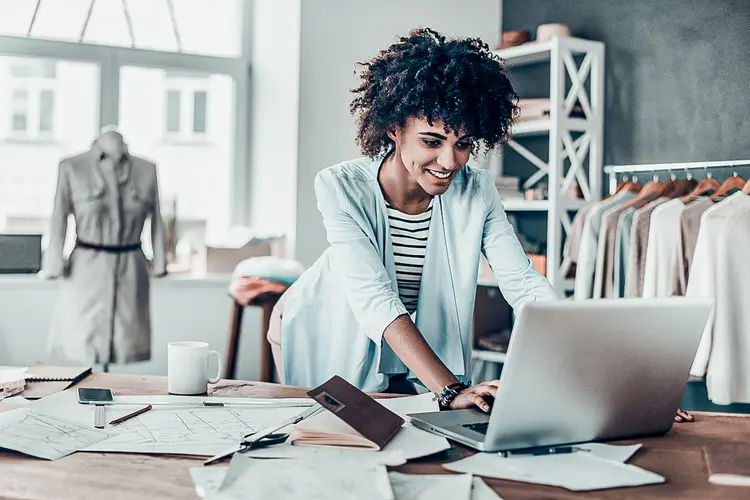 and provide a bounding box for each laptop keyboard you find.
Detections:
[462,422,489,435]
